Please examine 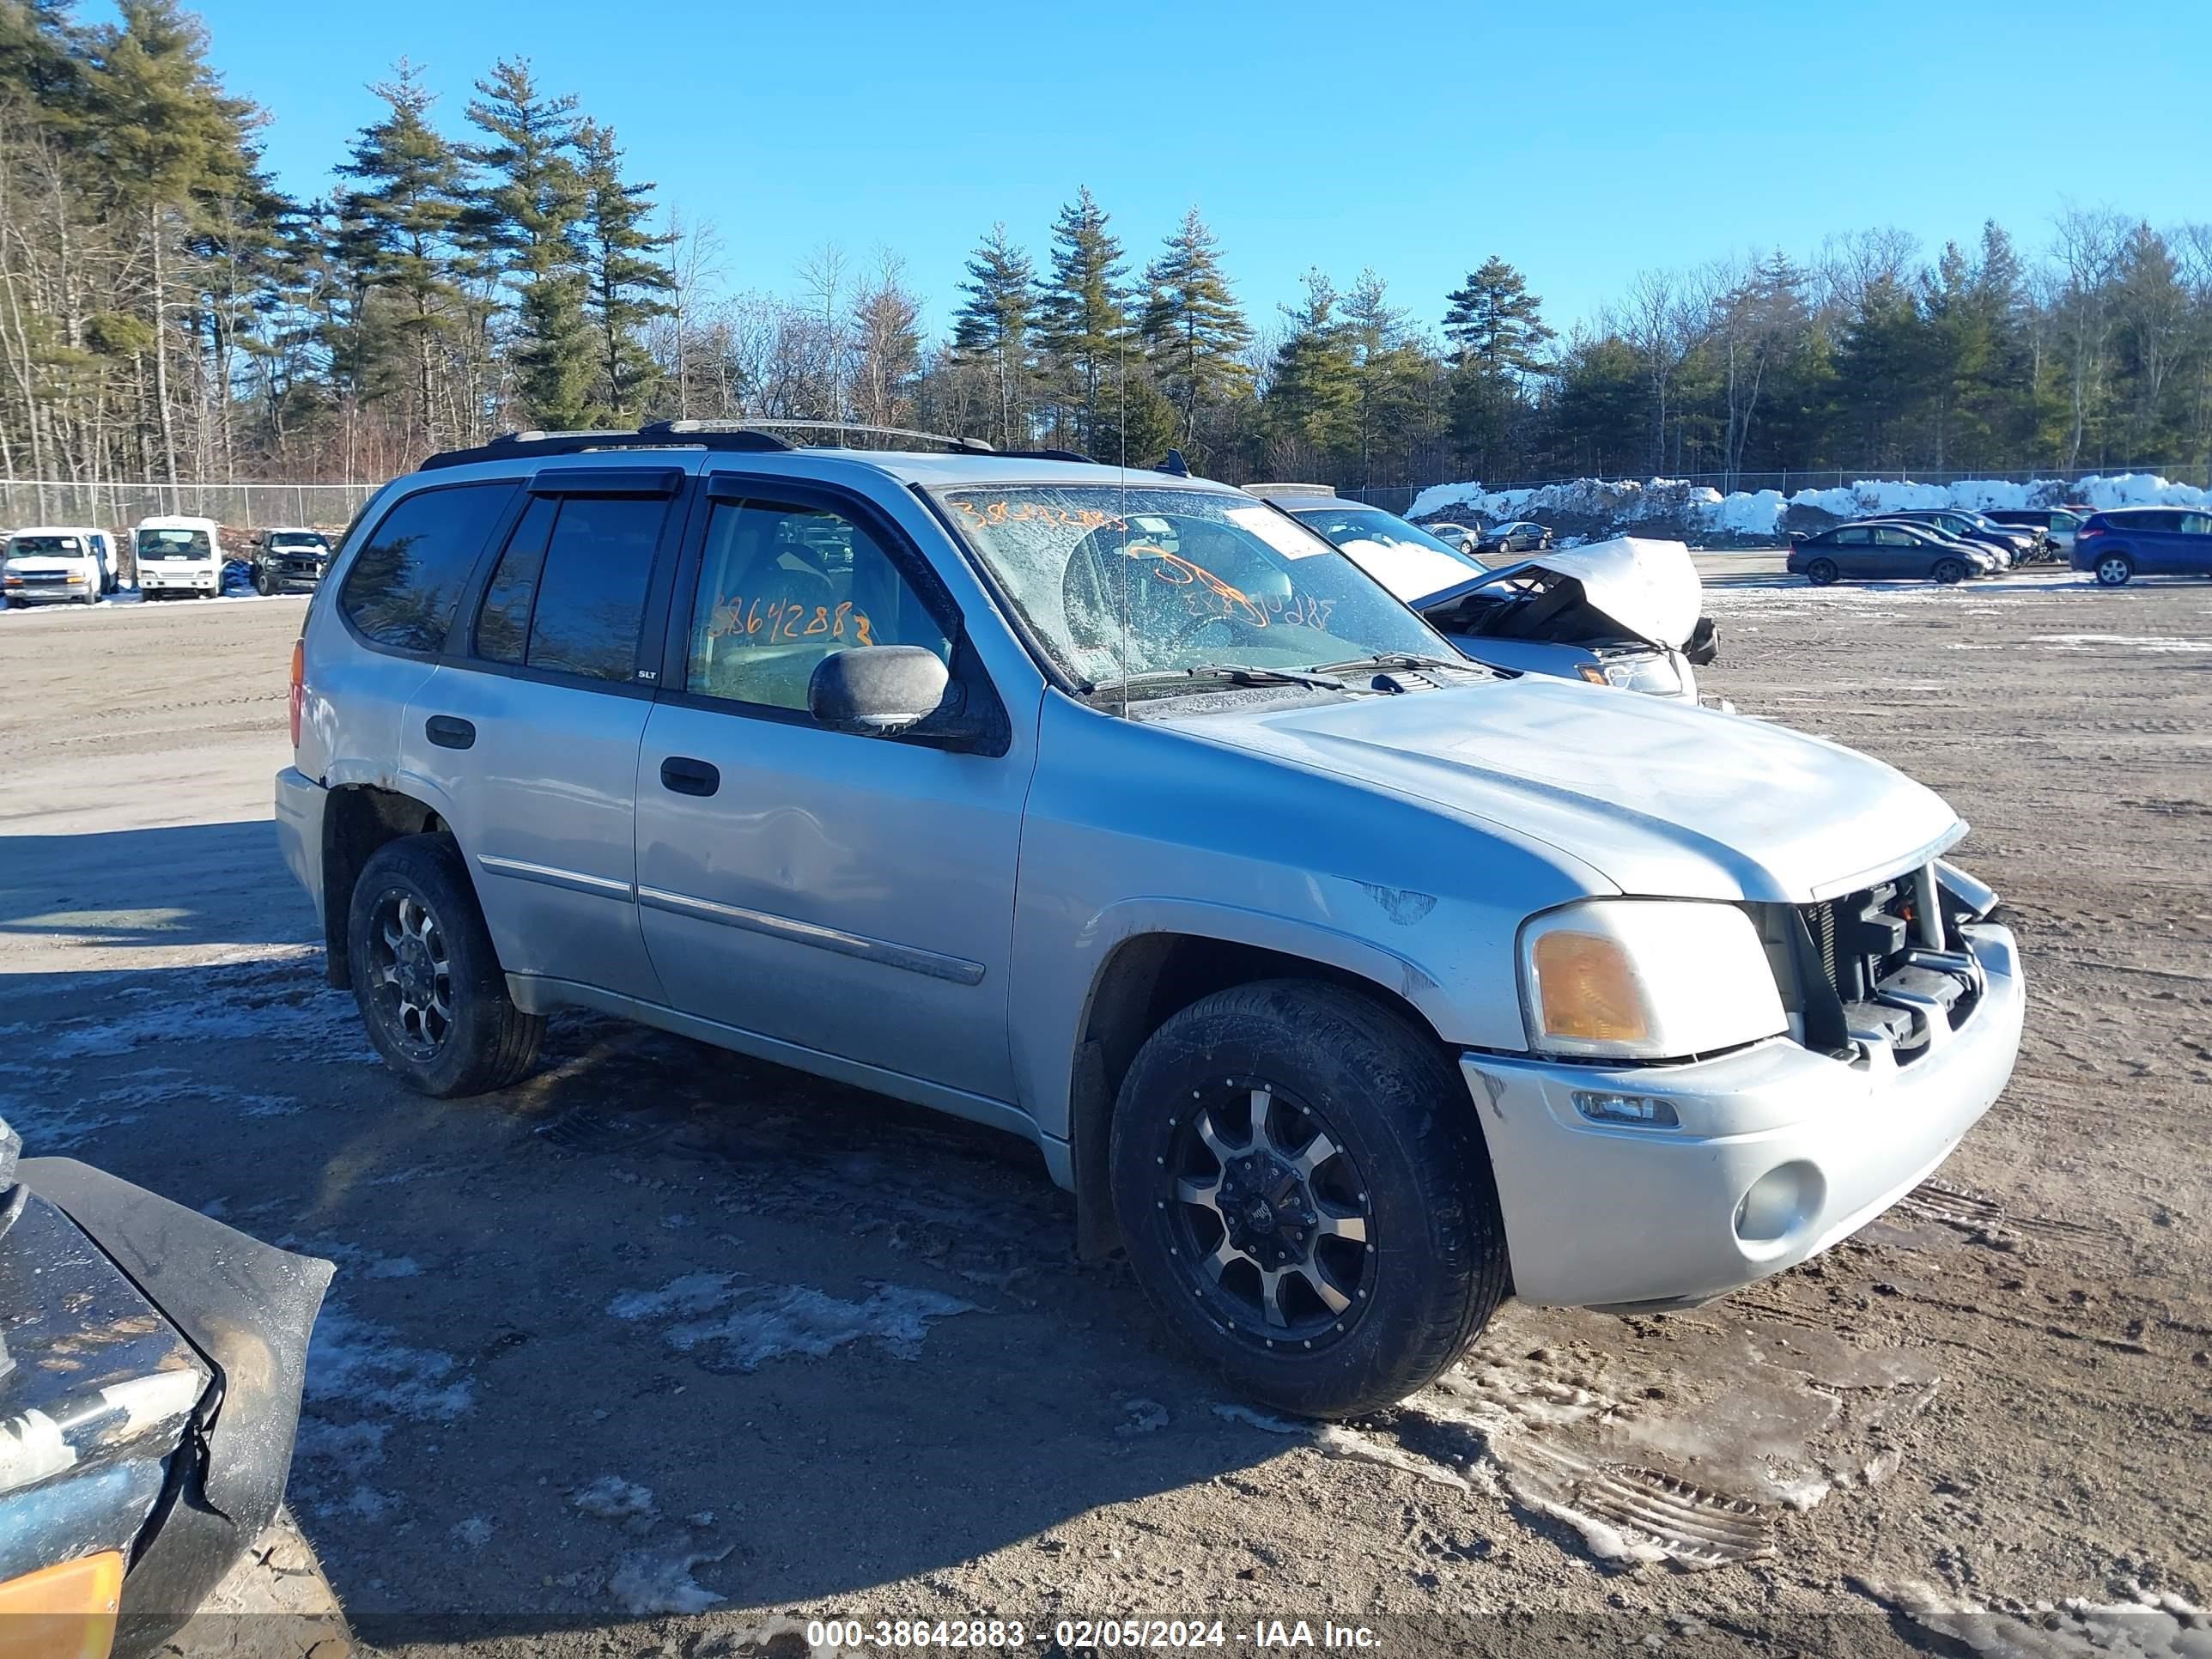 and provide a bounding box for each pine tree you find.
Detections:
[1266,269,1358,461]
[1036,186,1129,453]
[82,0,264,481]
[1442,256,1554,374]
[465,58,591,428]
[336,62,473,451]
[1091,366,1178,470]
[575,119,672,422]
[1139,207,1252,447]
[951,222,1037,448]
